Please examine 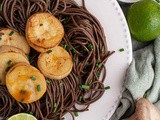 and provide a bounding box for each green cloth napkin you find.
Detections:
[110,37,160,120]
